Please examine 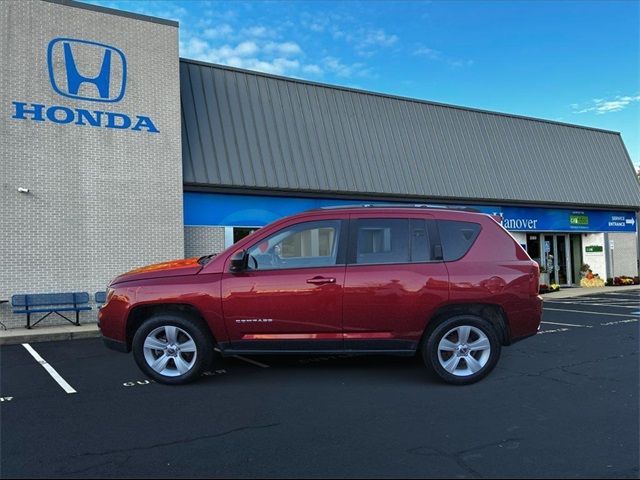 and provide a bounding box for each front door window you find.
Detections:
[247,220,341,270]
